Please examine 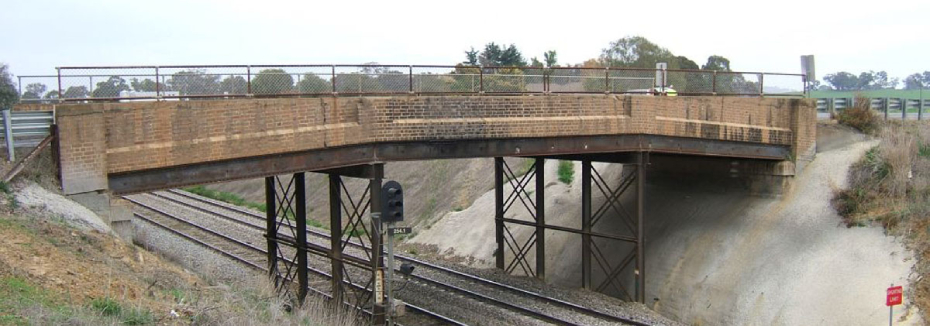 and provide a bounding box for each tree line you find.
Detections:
[3,36,927,102]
